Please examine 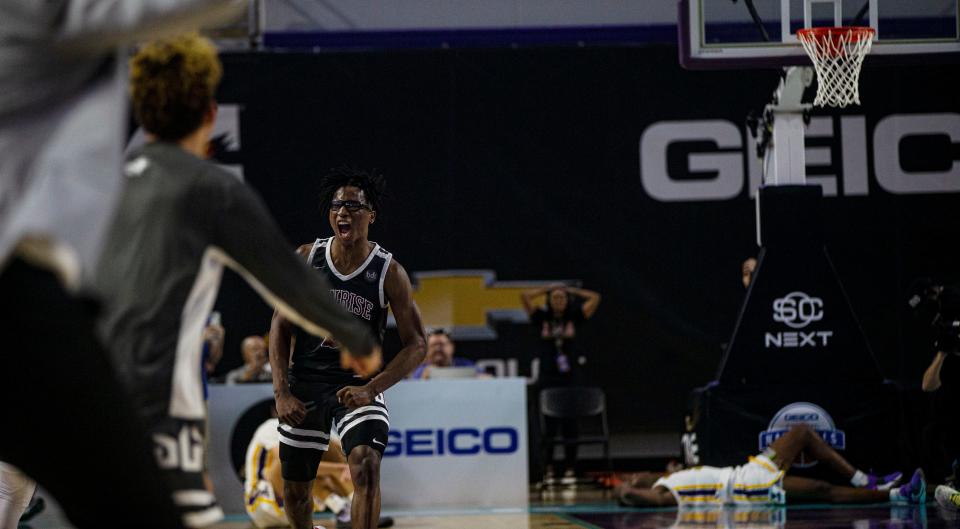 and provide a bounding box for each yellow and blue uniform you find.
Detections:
[654,454,785,506]
[244,419,286,528]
